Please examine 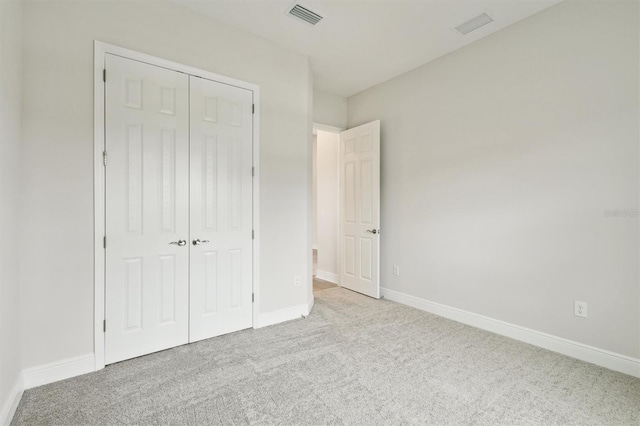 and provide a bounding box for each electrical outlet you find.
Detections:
[393,265,400,276]
[574,301,588,318]
[294,276,301,287]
